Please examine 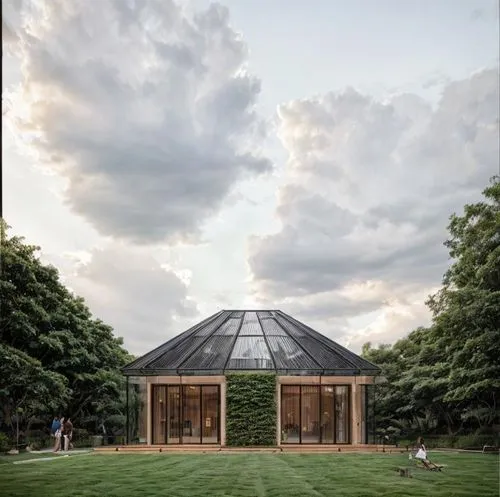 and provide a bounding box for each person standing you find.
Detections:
[53,417,64,453]
[63,417,73,451]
